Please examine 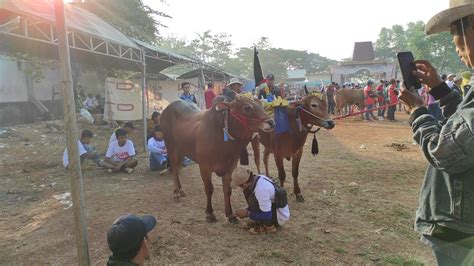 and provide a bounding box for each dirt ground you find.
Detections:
[0,110,435,265]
